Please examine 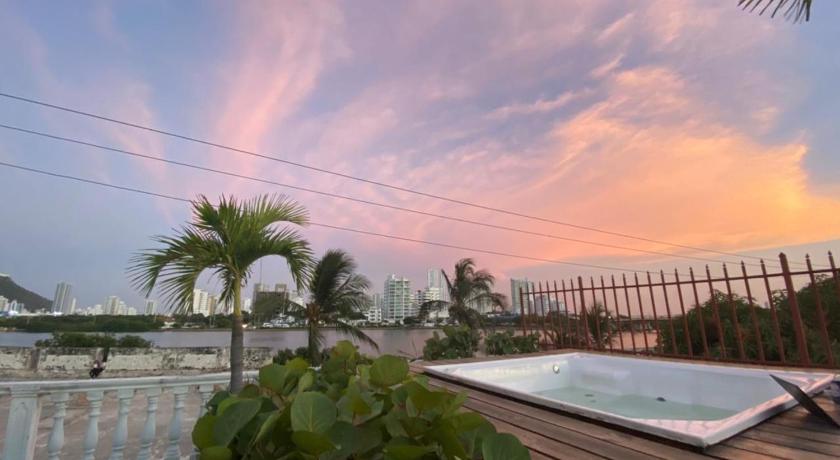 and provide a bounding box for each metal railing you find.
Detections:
[0,371,257,460]
[519,252,840,369]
